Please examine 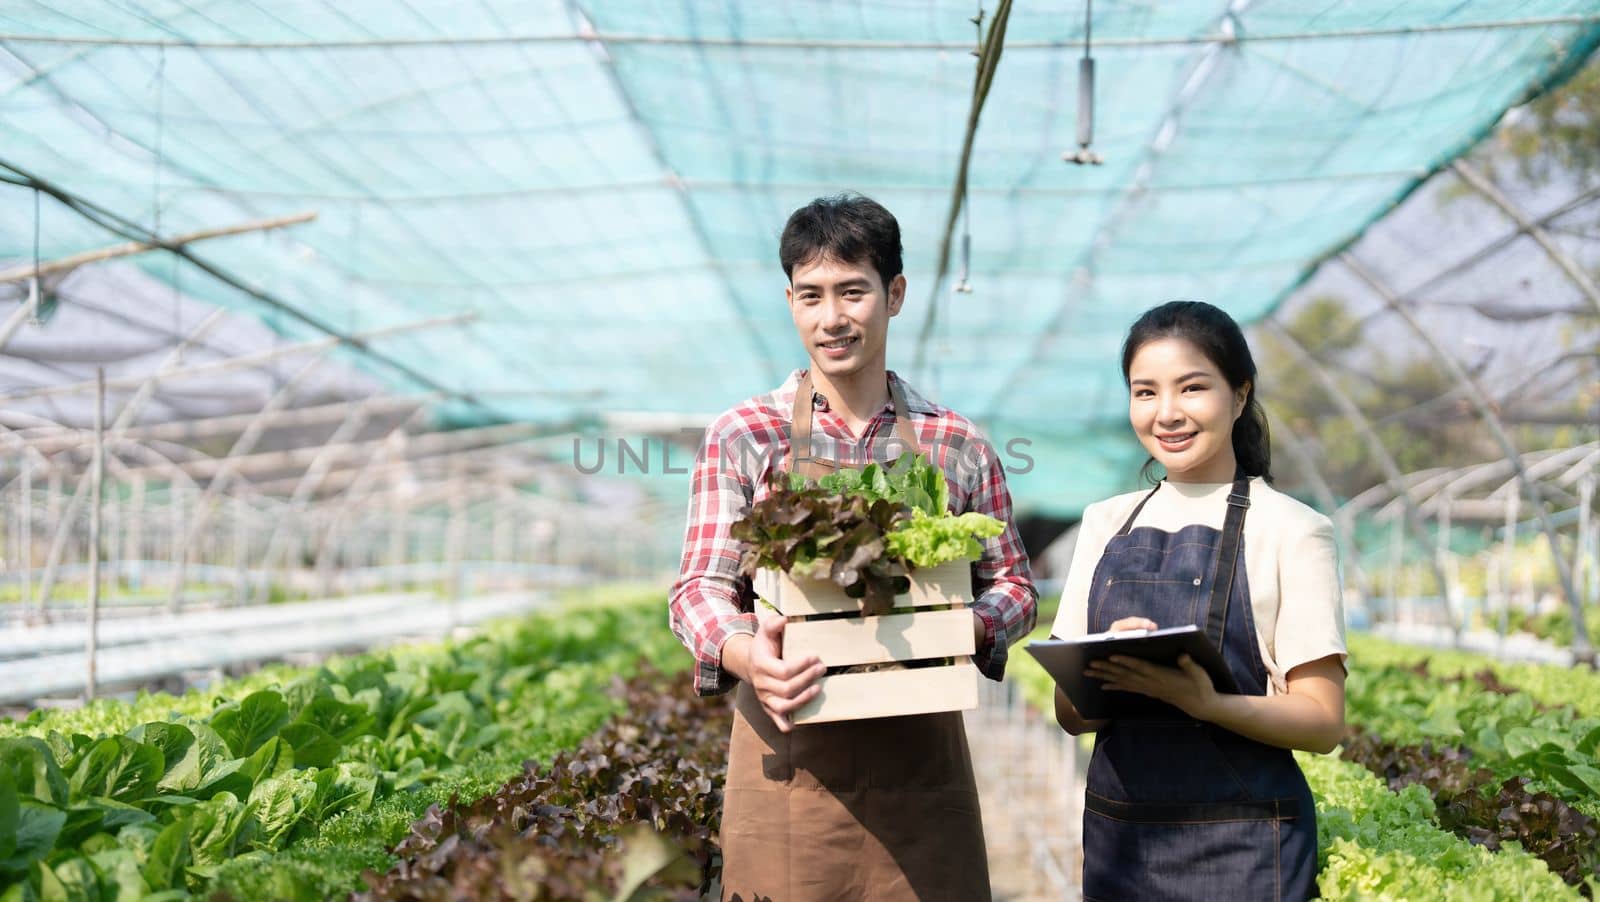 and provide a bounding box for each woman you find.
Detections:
[1052,301,1347,901]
